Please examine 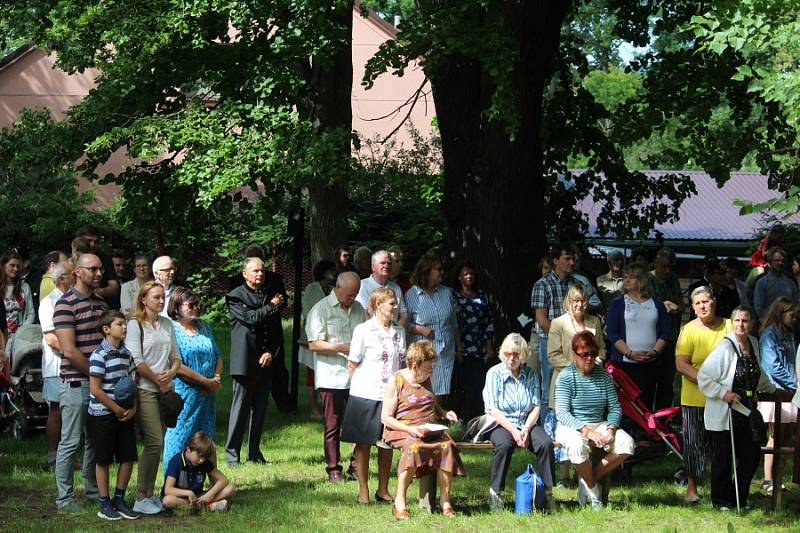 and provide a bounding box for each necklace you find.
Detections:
[736,337,751,355]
